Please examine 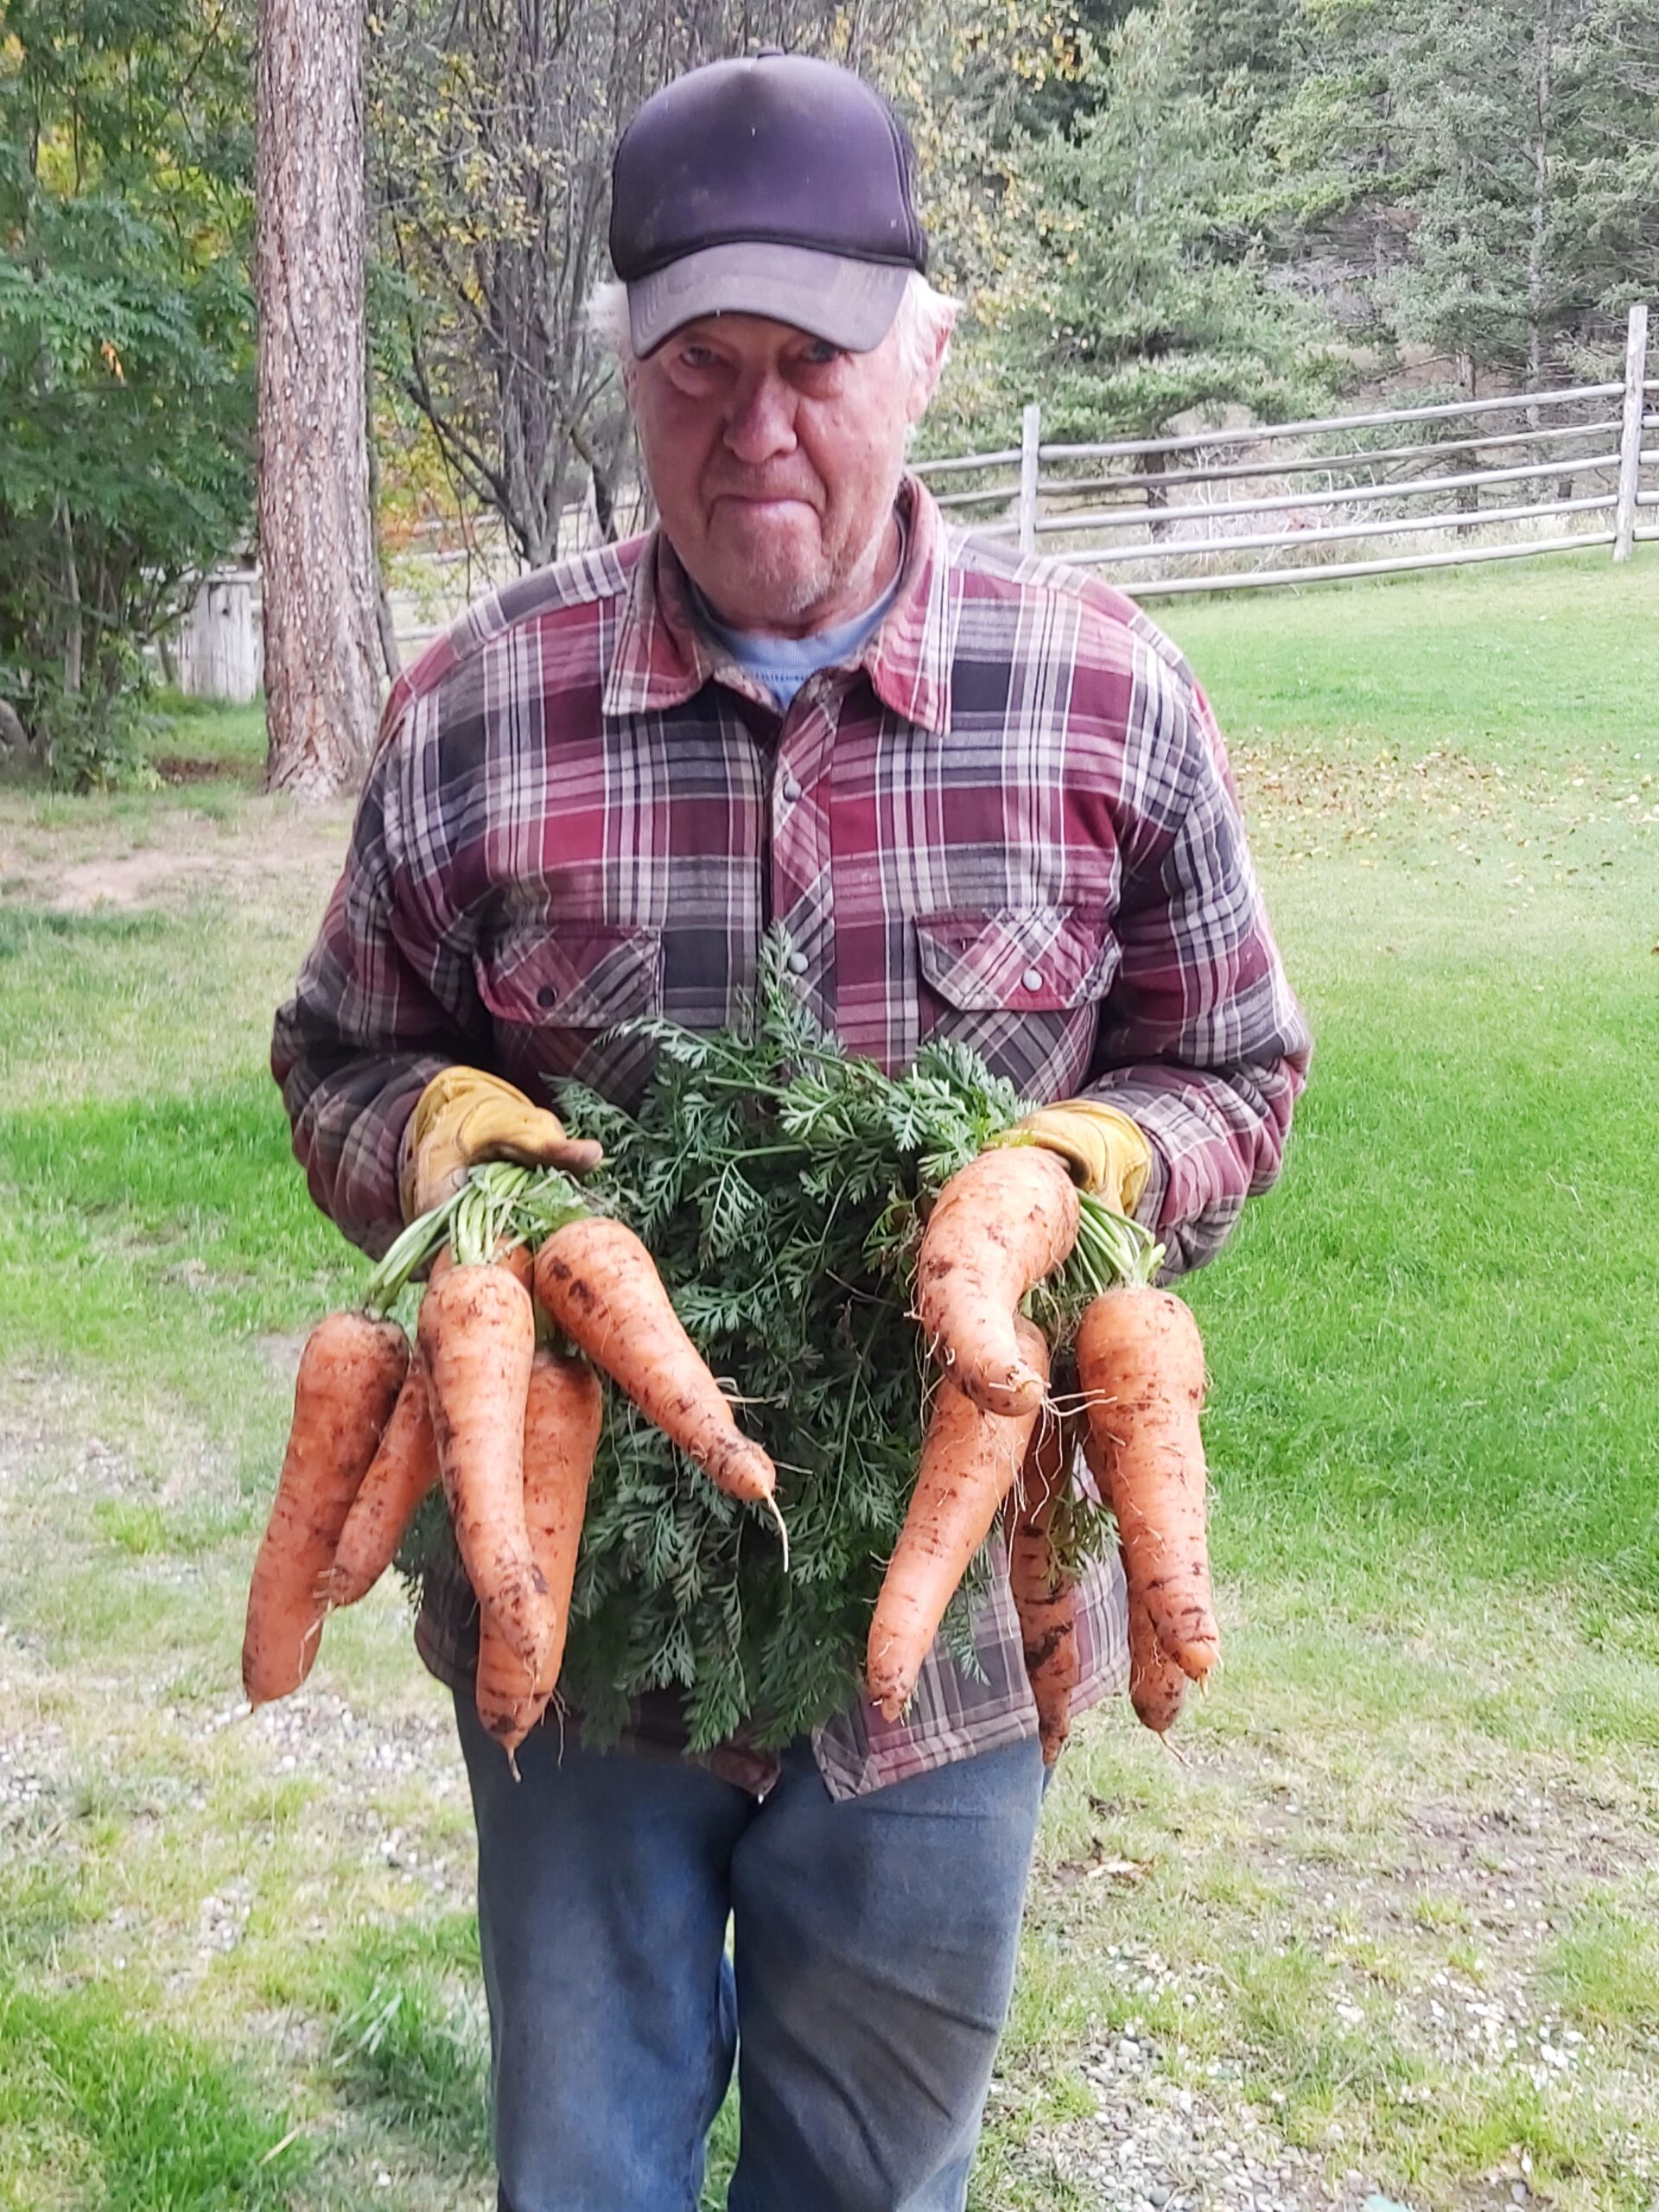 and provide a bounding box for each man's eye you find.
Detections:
[678,346,717,372]
[802,340,843,367]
